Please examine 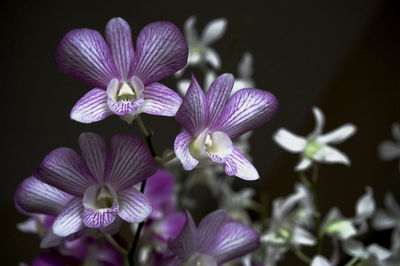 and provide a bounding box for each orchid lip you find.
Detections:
[83,184,116,210]
[107,76,144,103]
